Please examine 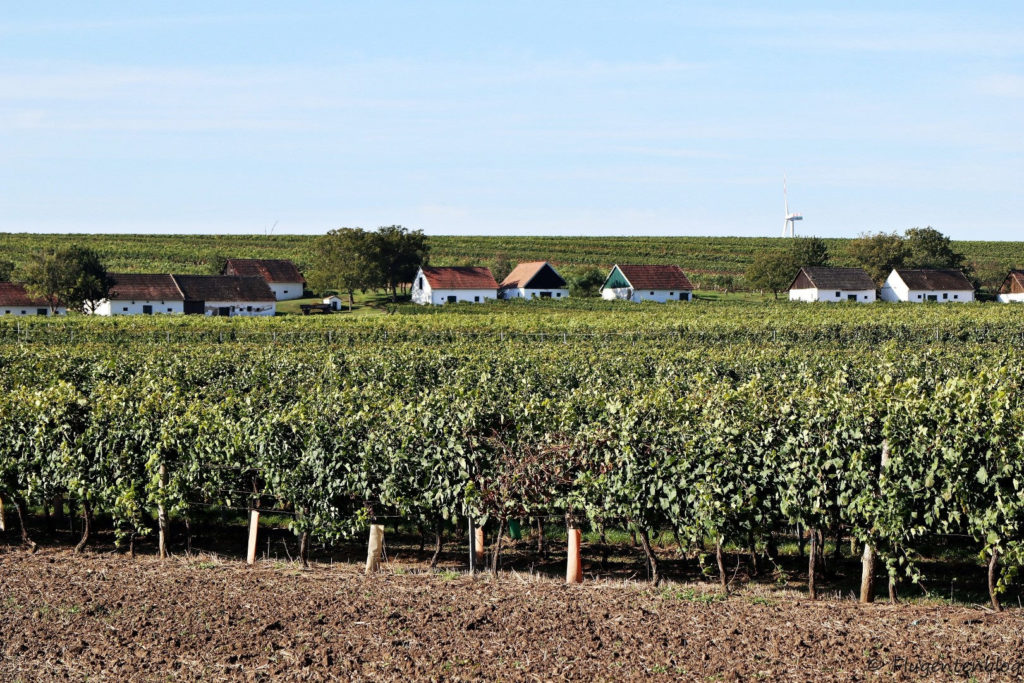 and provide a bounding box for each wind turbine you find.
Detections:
[782,176,803,237]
